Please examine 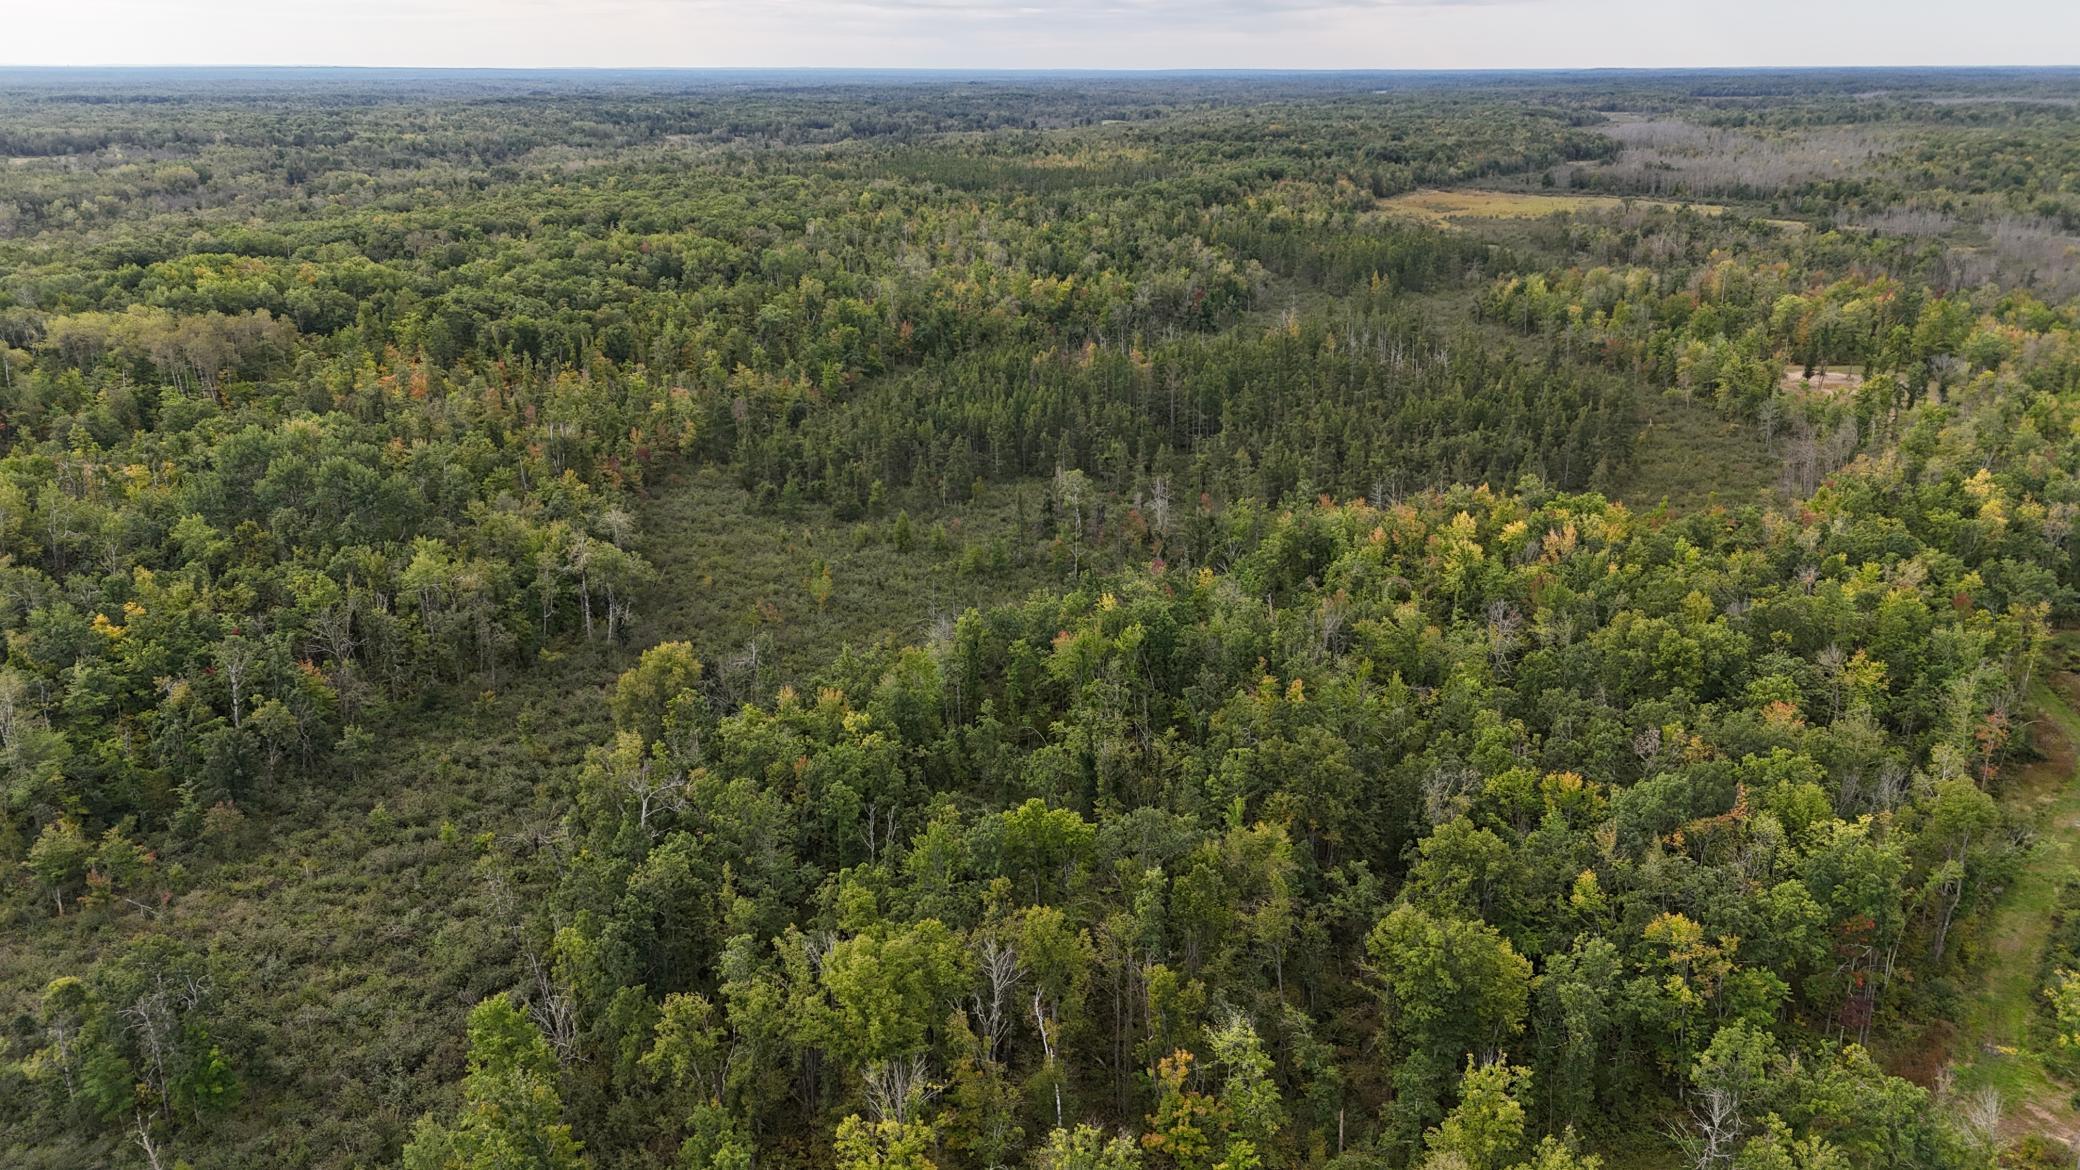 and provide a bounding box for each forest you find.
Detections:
[4,65,2080,1170]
